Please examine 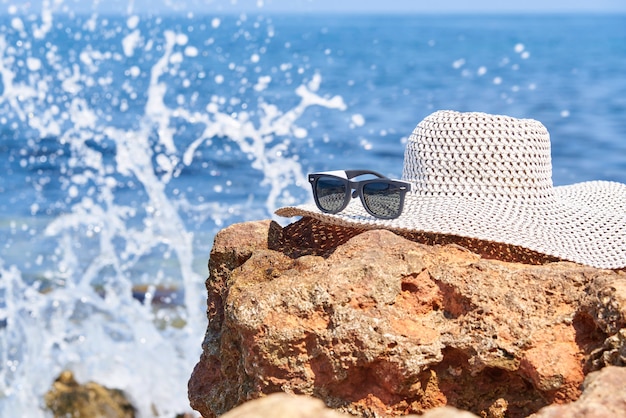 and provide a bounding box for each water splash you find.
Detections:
[0,2,346,416]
